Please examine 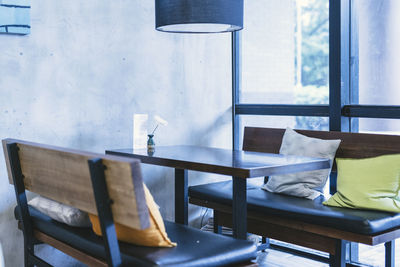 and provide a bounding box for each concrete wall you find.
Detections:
[0,1,232,266]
